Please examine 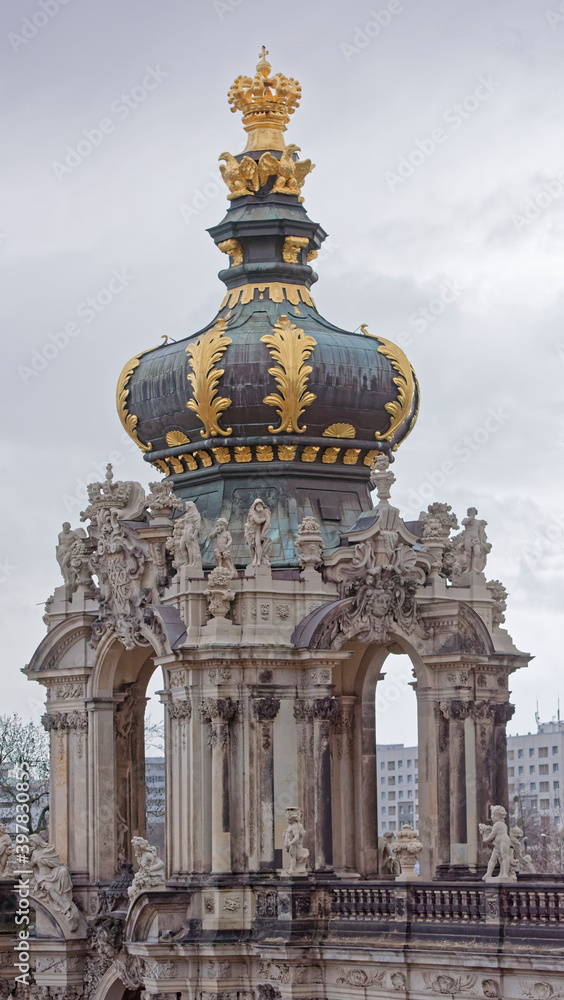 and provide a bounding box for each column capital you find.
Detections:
[252,696,281,723]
